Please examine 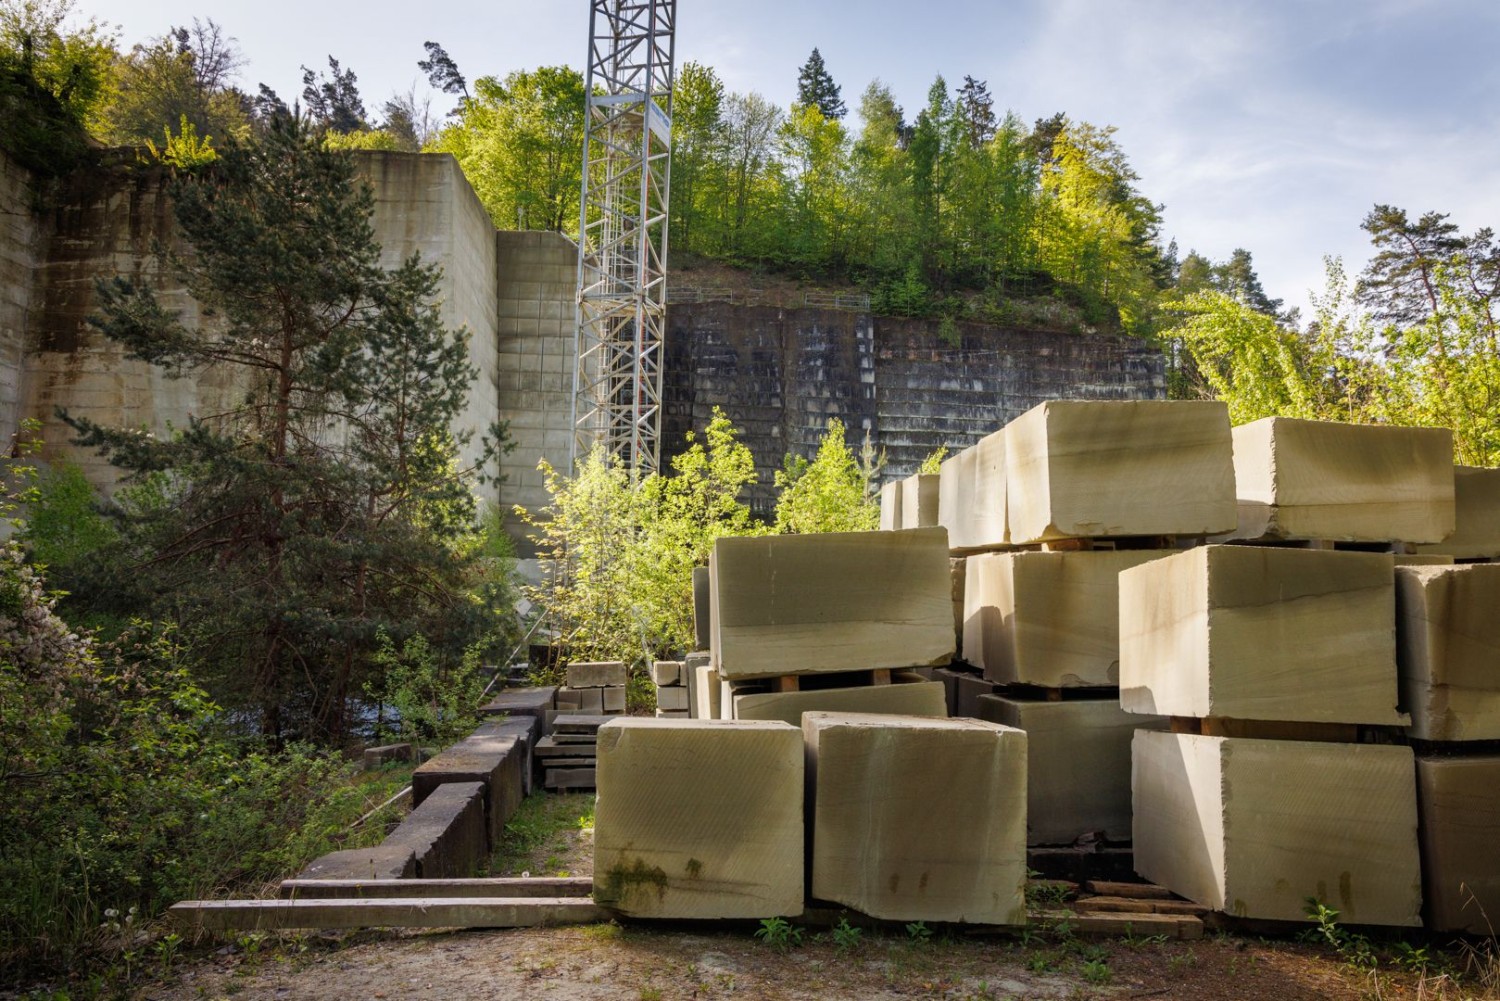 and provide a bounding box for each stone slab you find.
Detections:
[966,550,1173,688]
[1228,417,1454,543]
[804,712,1027,924]
[879,479,903,532]
[1132,731,1421,925]
[1396,564,1500,741]
[385,781,487,879]
[593,719,804,918]
[656,685,690,712]
[932,666,965,716]
[480,686,557,718]
[899,473,939,529]
[732,679,947,727]
[711,528,955,680]
[1416,754,1500,933]
[938,430,1008,551]
[566,661,627,689]
[170,896,603,932]
[603,687,625,713]
[362,743,414,769]
[472,715,540,796]
[977,695,1166,845]
[1415,466,1500,558]
[296,845,416,882]
[413,734,525,846]
[1005,400,1236,544]
[954,673,999,718]
[651,660,683,686]
[1119,546,1405,725]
